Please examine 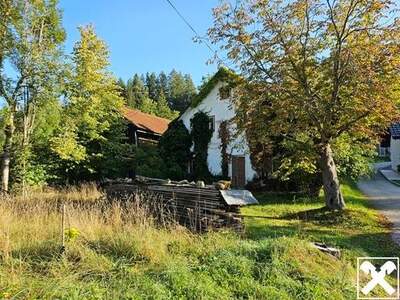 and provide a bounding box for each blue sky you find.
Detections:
[59,0,220,85]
